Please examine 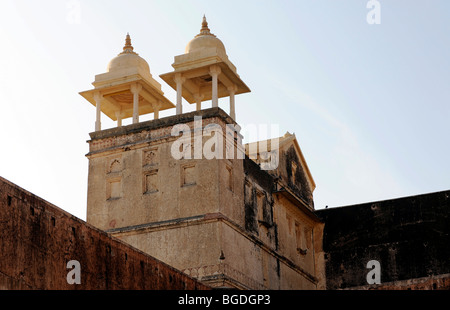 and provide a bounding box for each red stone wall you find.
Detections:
[0,176,209,290]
